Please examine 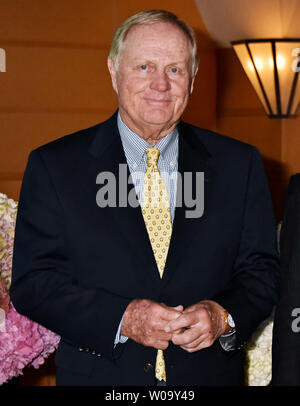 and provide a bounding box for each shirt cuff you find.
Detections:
[219,330,236,351]
[114,314,128,346]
